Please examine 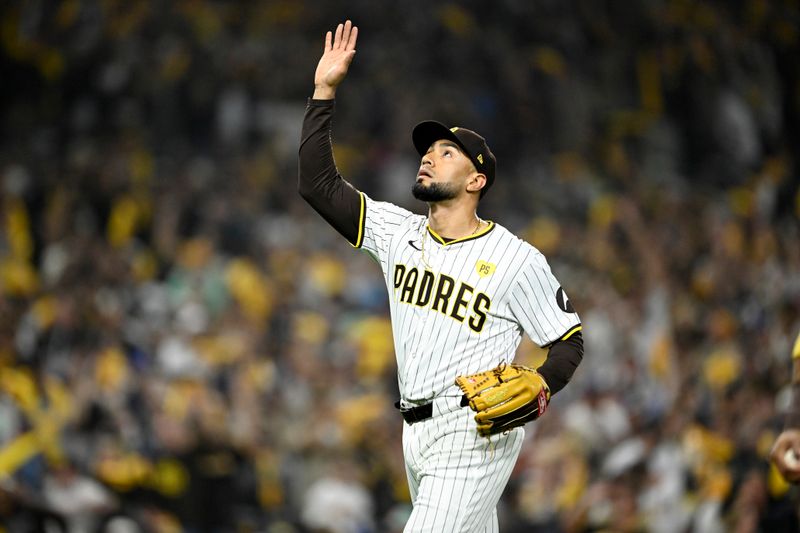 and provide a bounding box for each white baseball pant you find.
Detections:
[401,398,524,532]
